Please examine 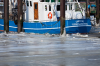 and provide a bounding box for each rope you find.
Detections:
[39,20,60,34]
[45,20,60,34]
[39,19,60,27]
